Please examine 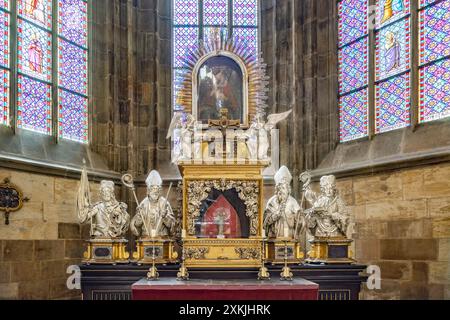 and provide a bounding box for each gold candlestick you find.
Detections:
[258,232,270,280]
[280,239,293,281]
[147,239,159,281]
